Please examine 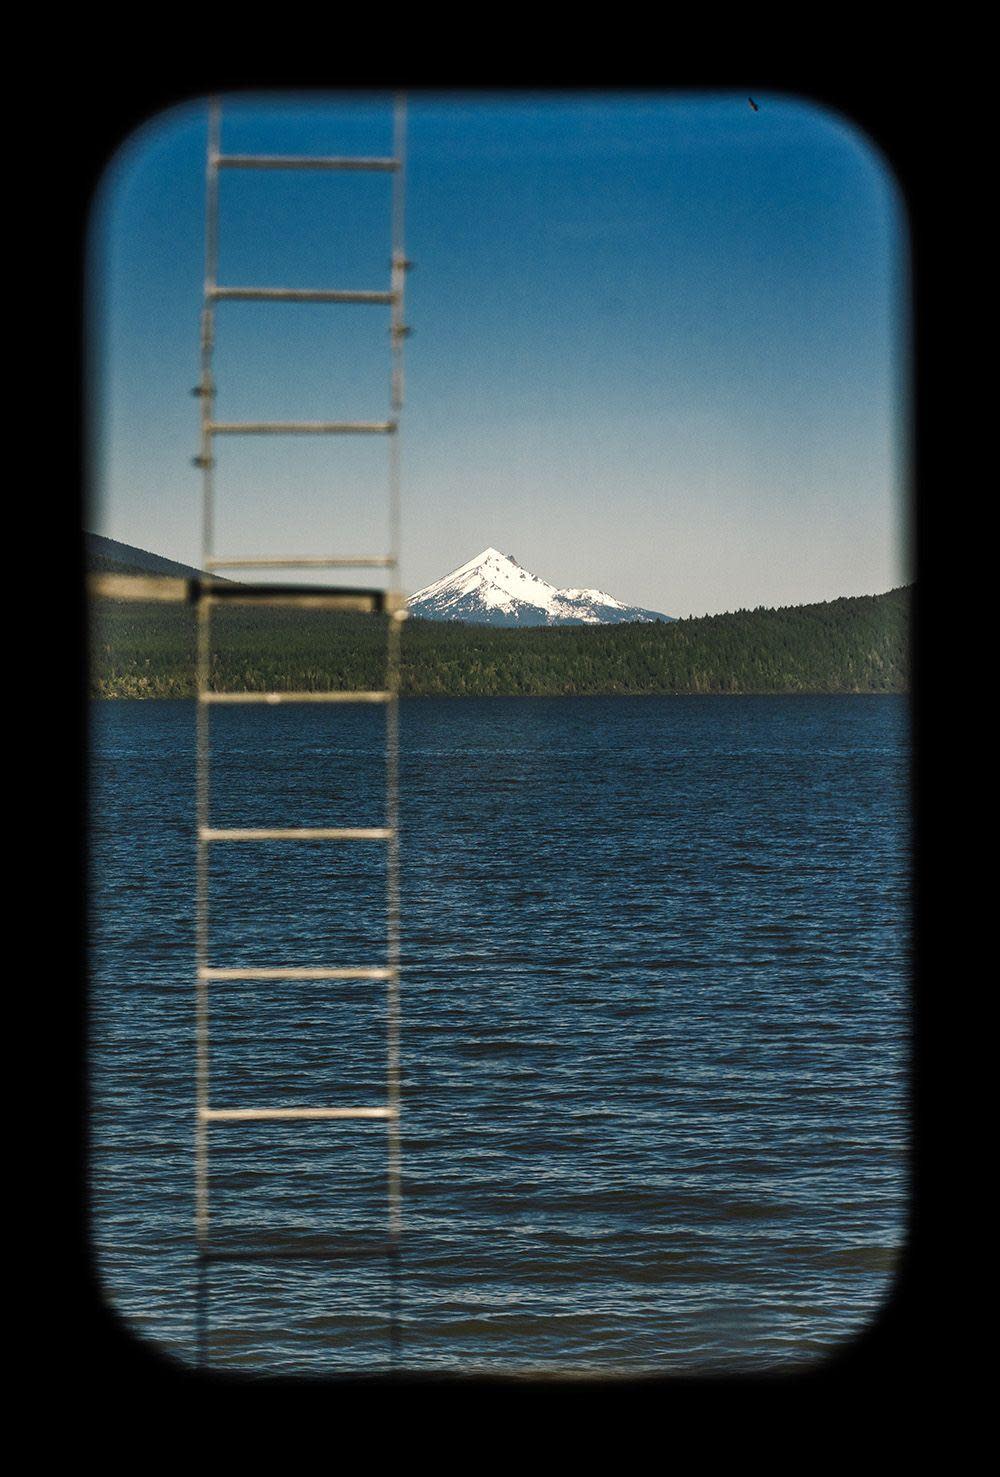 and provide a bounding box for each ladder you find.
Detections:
[191,94,409,1369]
